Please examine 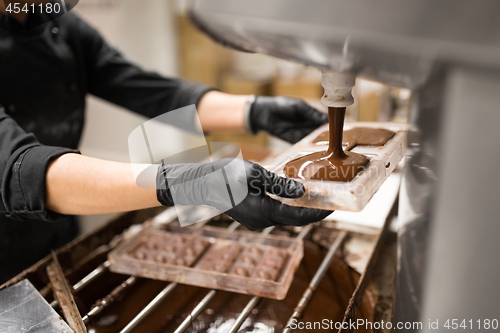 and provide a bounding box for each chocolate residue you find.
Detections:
[284,107,369,182]
[313,127,395,151]
[343,127,395,150]
[86,239,374,333]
